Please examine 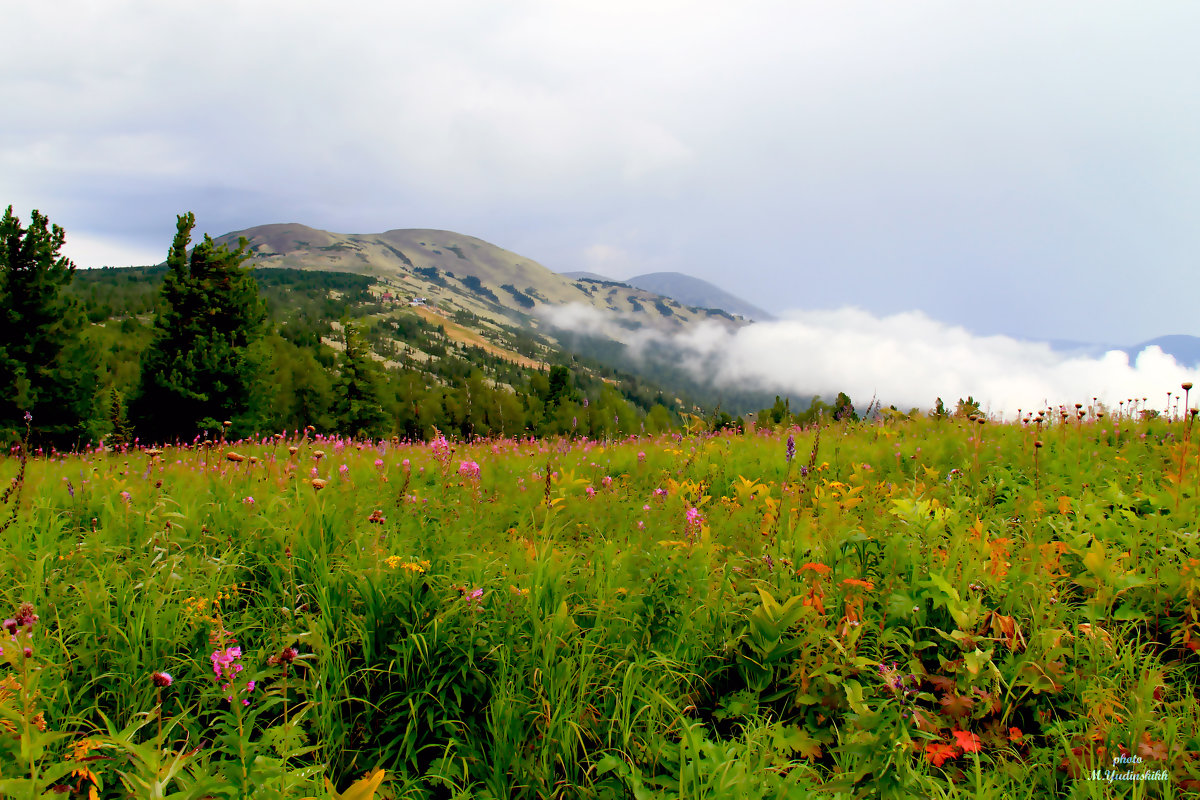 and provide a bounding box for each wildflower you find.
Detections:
[685,507,704,539]
[374,458,384,469]
[586,486,596,498]
[367,509,386,524]
[243,496,255,506]
[841,578,875,592]
[431,433,451,463]
[637,451,646,463]
[311,478,327,490]
[458,460,481,480]
[211,646,244,680]
[602,475,613,488]
[1008,727,1023,742]
[13,603,38,631]
[267,647,299,666]
[23,411,32,422]
[151,671,174,687]
[385,555,403,569]
[225,451,245,462]
[120,490,131,503]
[786,434,796,463]
[400,561,429,574]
